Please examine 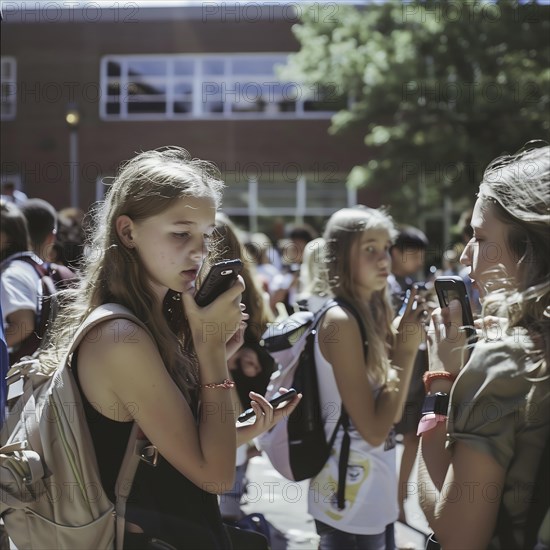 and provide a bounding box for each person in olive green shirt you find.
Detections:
[417,145,550,549]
